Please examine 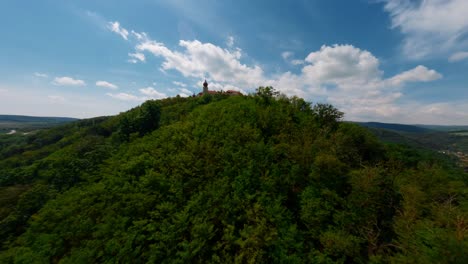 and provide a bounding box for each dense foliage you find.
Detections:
[0,89,467,263]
